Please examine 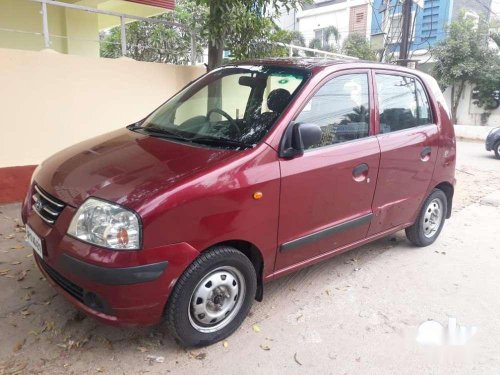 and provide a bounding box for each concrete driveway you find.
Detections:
[1,140,499,375]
